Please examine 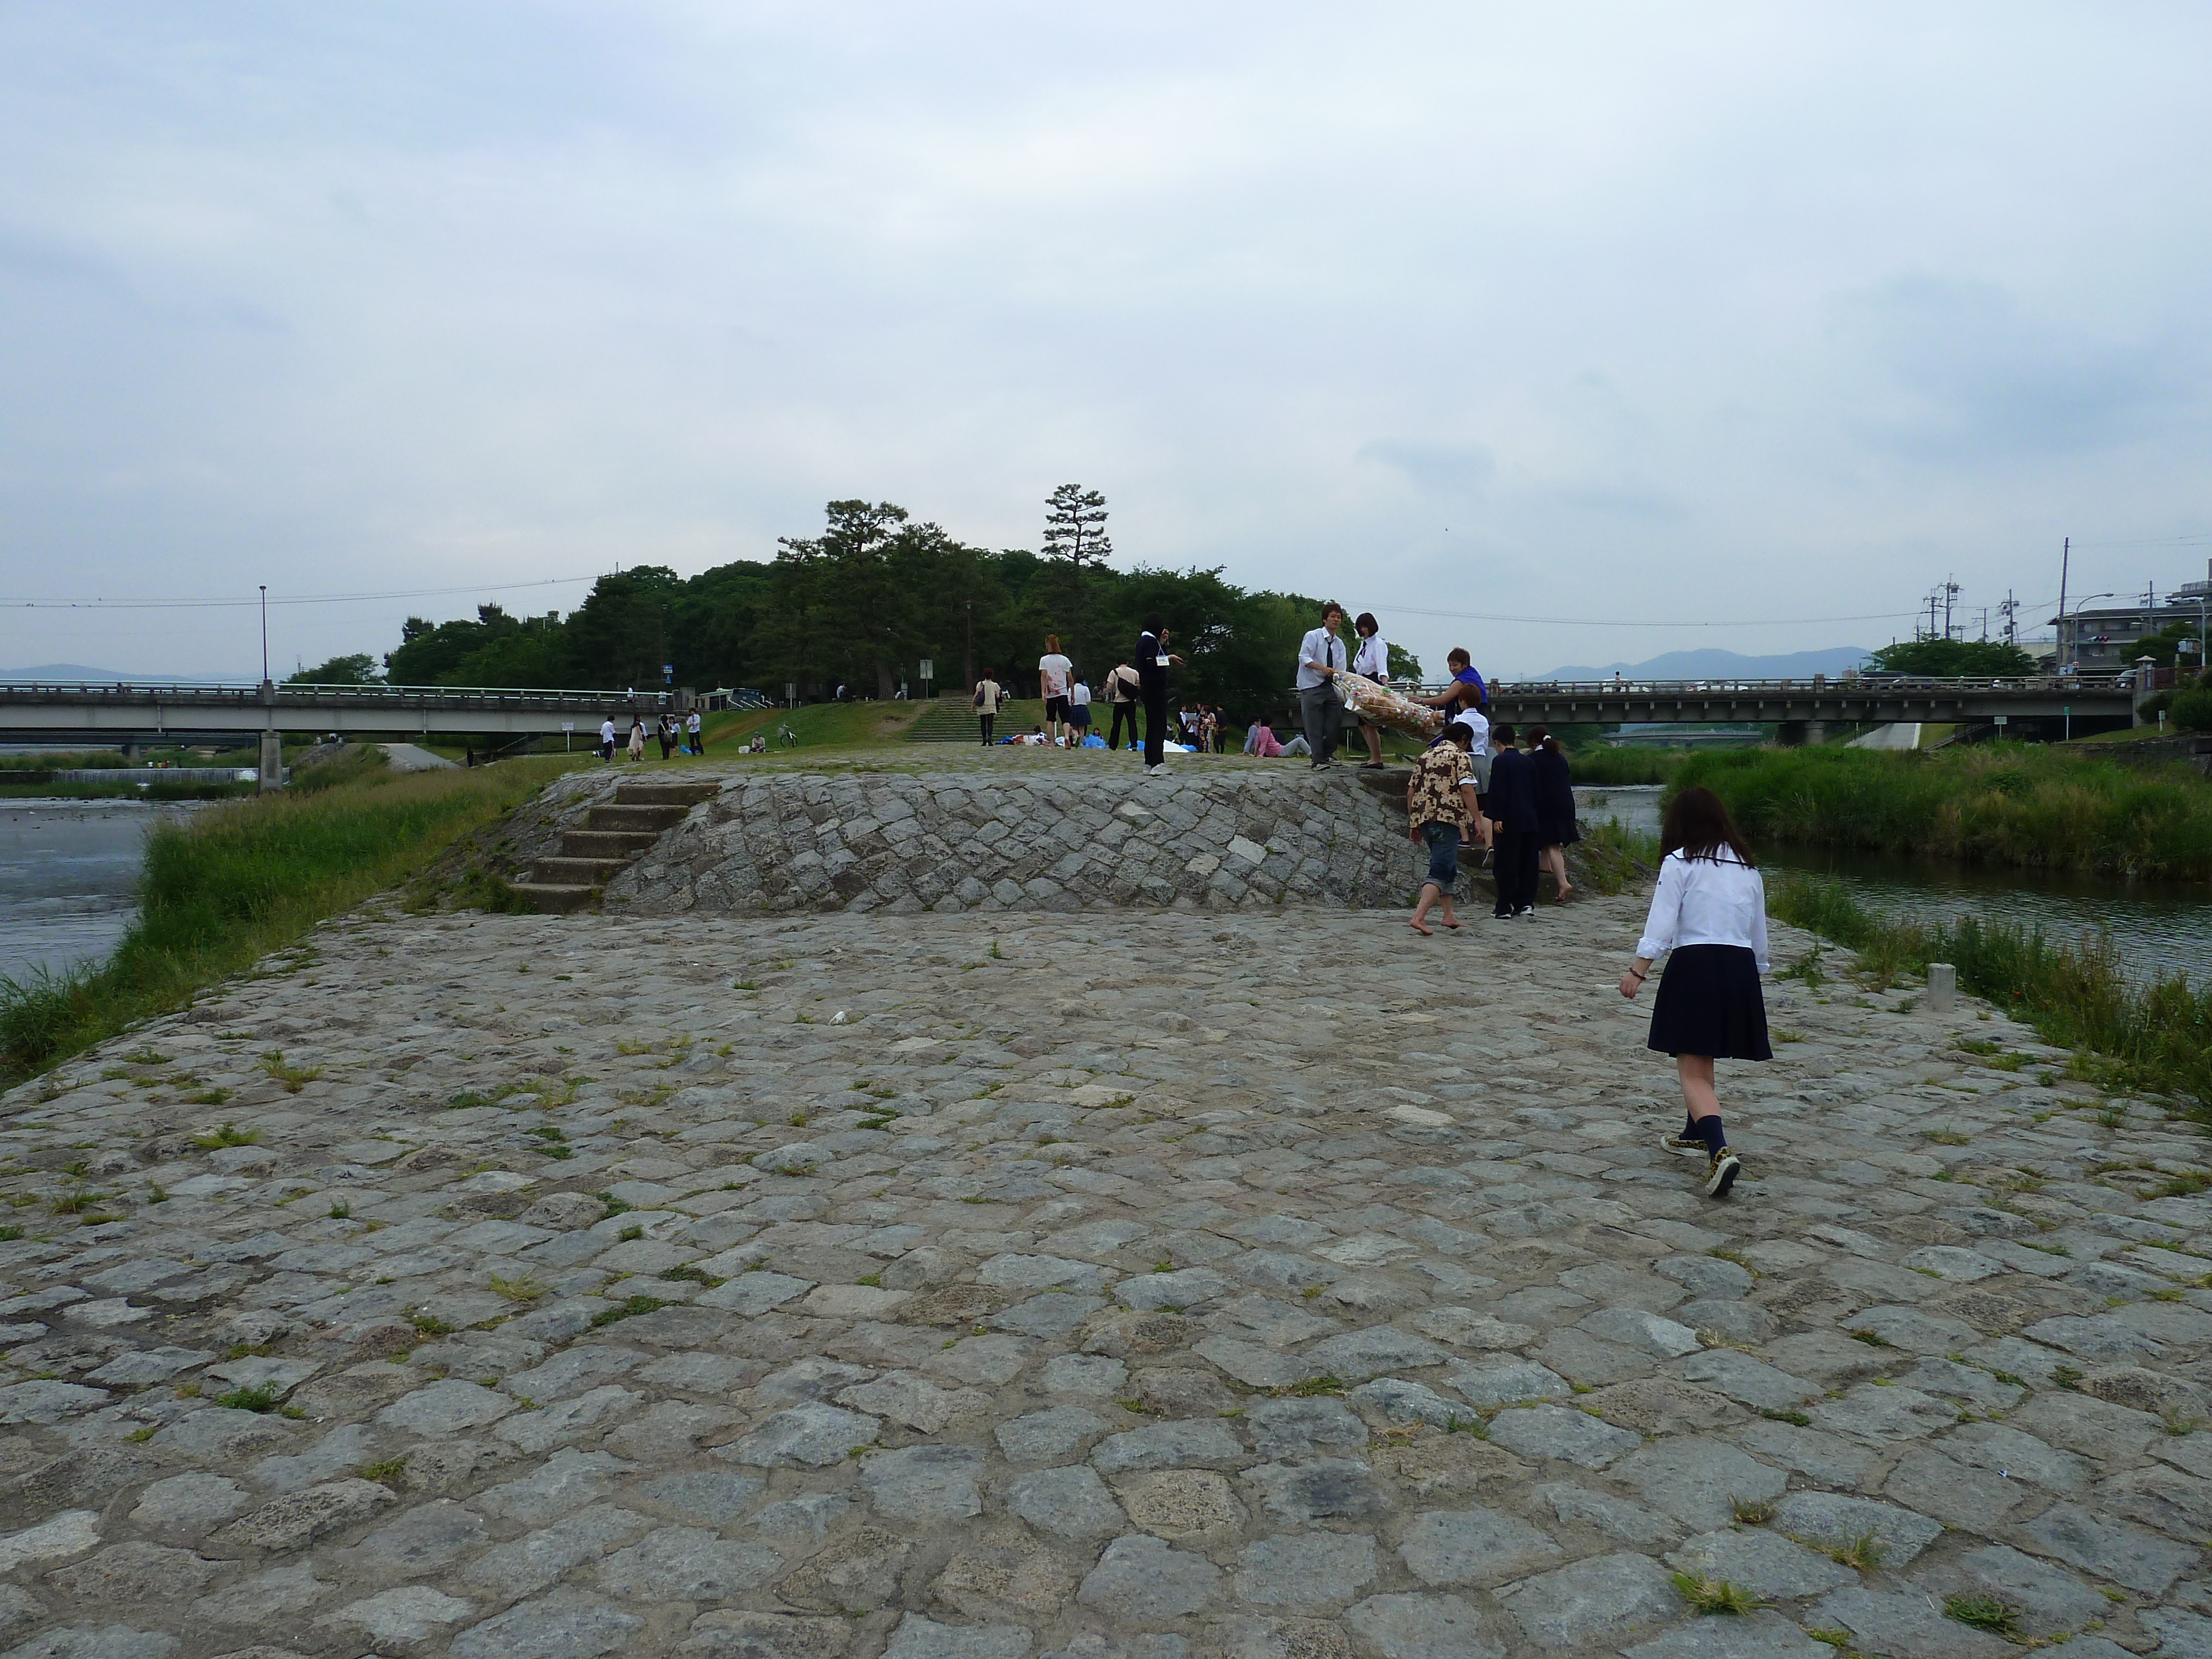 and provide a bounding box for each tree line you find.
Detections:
[293,492,1423,711]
